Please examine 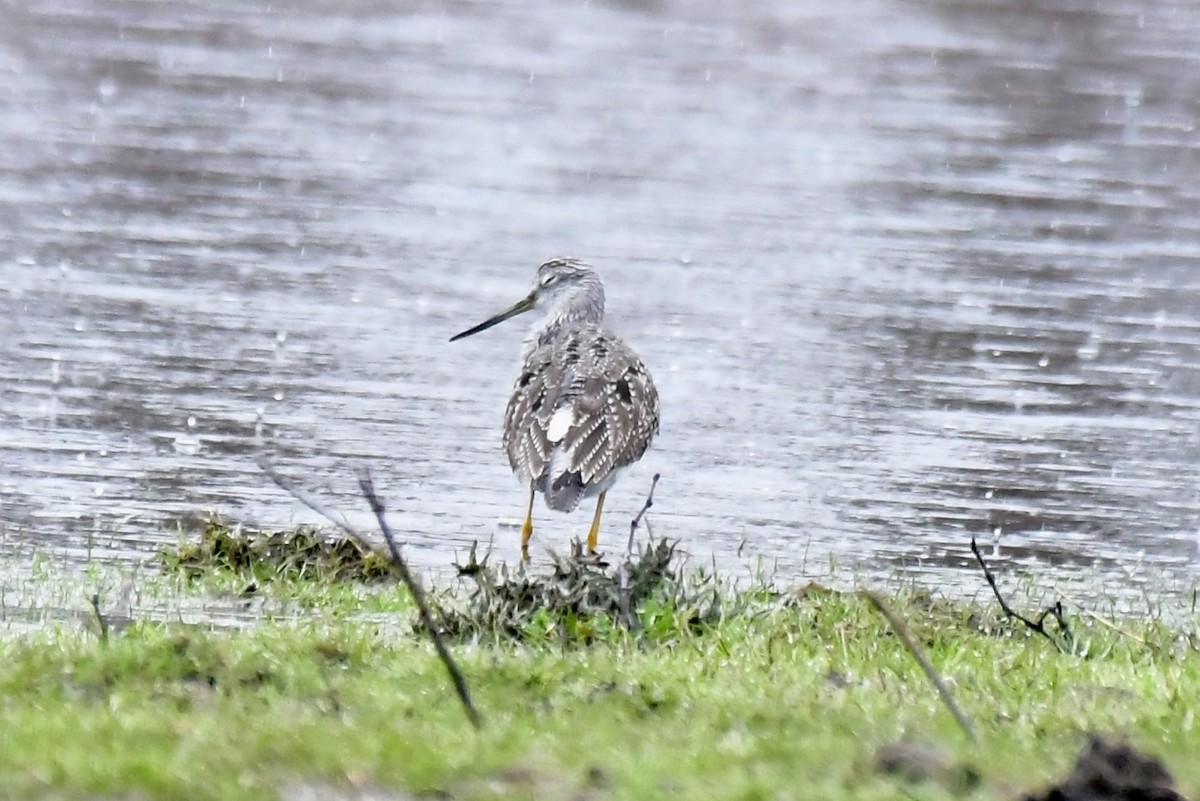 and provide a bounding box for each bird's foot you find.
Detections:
[581,548,608,567]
